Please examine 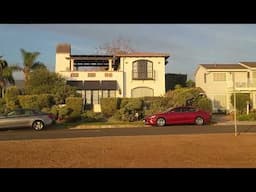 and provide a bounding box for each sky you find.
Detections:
[1,24,256,80]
